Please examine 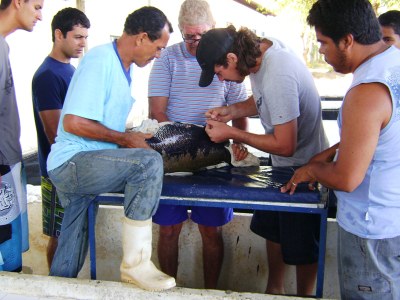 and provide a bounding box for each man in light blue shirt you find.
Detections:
[47,7,176,291]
